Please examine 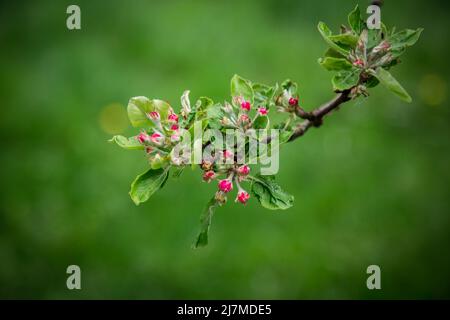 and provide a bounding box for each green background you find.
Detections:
[1,0,449,299]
